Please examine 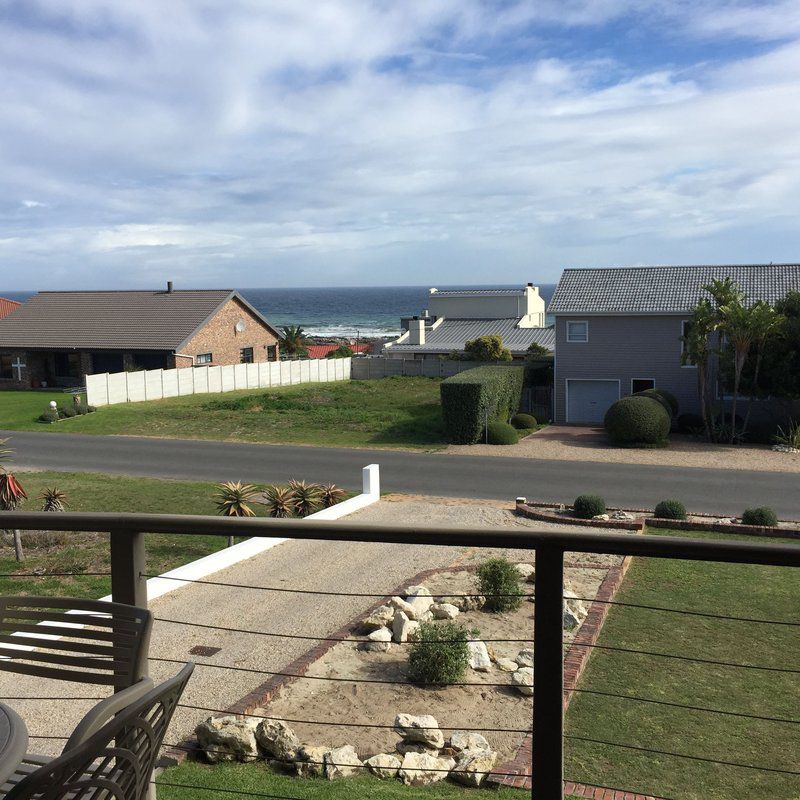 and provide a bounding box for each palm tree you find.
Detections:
[280,325,309,359]
[682,299,717,441]
[214,481,258,547]
[0,438,27,561]
[717,299,755,443]
[743,301,782,436]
